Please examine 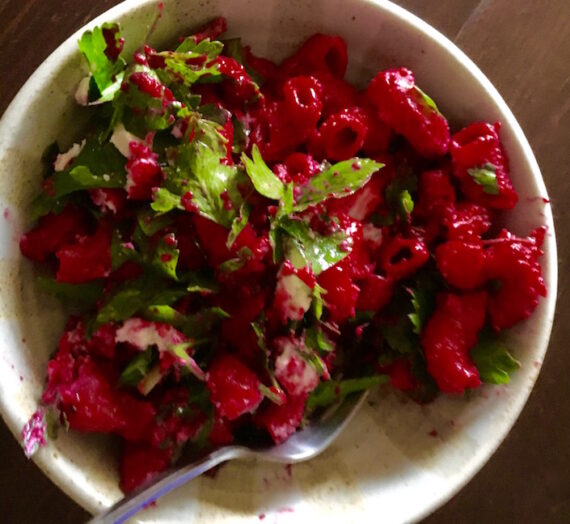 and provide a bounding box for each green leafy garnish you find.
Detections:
[77,23,126,102]
[231,118,247,154]
[407,274,438,335]
[227,202,251,249]
[258,383,285,405]
[471,333,520,384]
[143,304,187,327]
[156,39,223,87]
[222,37,265,85]
[168,342,206,380]
[277,217,349,275]
[306,375,389,411]
[137,209,174,236]
[241,145,285,200]
[381,316,416,354]
[467,163,500,195]
[293,158,383,211]
[252,317,286,404]
[119,348,156,386]
[385,170,417,222]
[185,272,220,294]
[31,139,126,219]
[36,277,103,308]
[180,307,230,339]
[138,364,163,395]
[113,66,181,134]
[142,304,227,339]
[217,249,251,273]
[161,140,245,227]
[311,283,326,321]
[152,234,180,280]
[96,276,186,325]
[305,325,334,352]
[413,85,442,115]
[110,231,139,271]
[400,189,414,216]
[151,188,184,214]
